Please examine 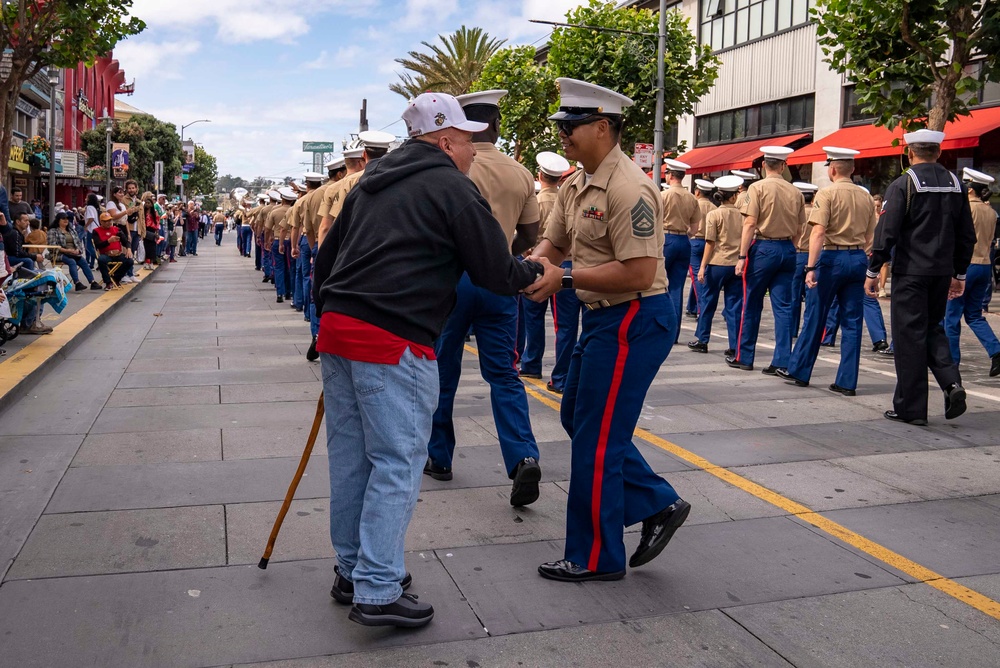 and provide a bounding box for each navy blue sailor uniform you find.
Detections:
[543,145,683,574]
